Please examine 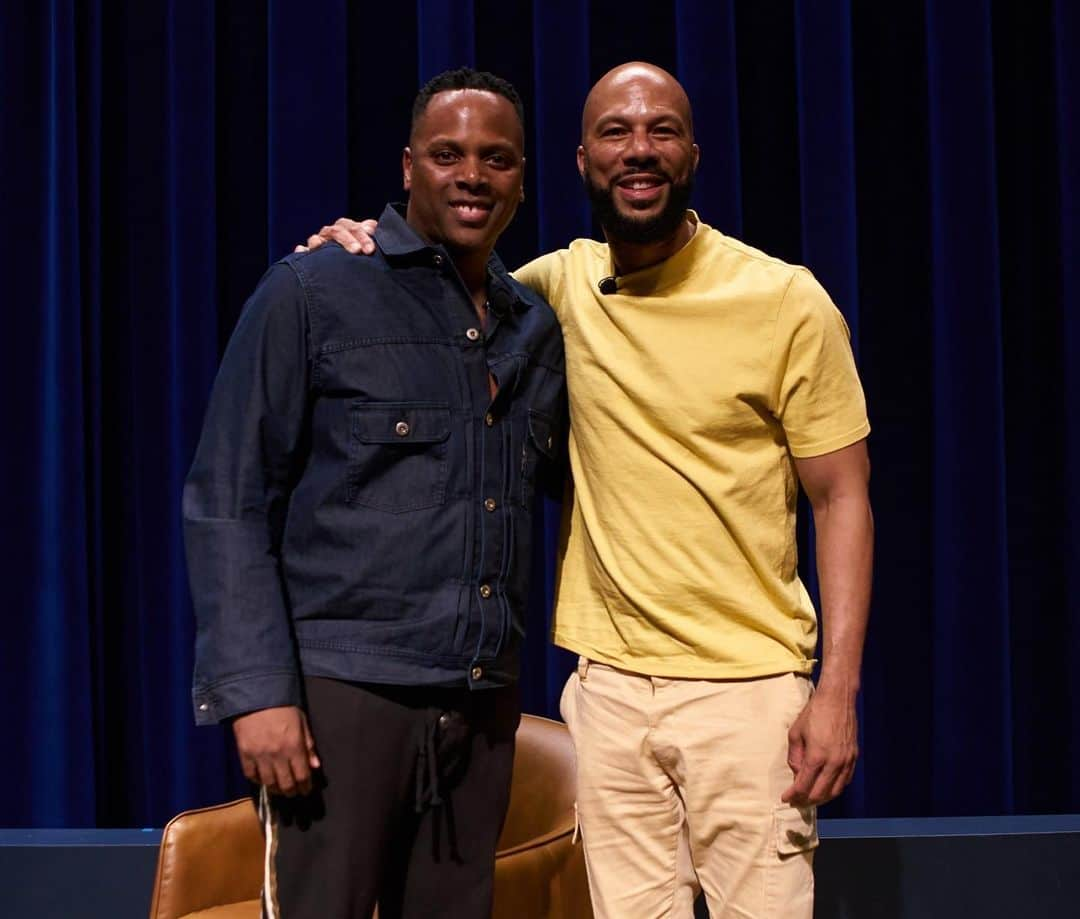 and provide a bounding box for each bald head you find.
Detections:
[581,62,694,142]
